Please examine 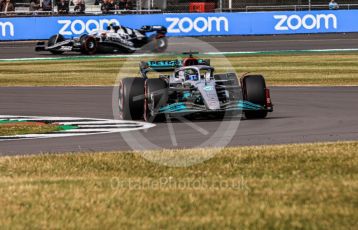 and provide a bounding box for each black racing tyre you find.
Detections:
[144,78,168,122]
[243,75,268,119]
[118,77,145,120]
[79,34,88,42]
[80,35,97,55]
[126,50,136,54]
[48,34,65,55]
[151,37,168,53]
